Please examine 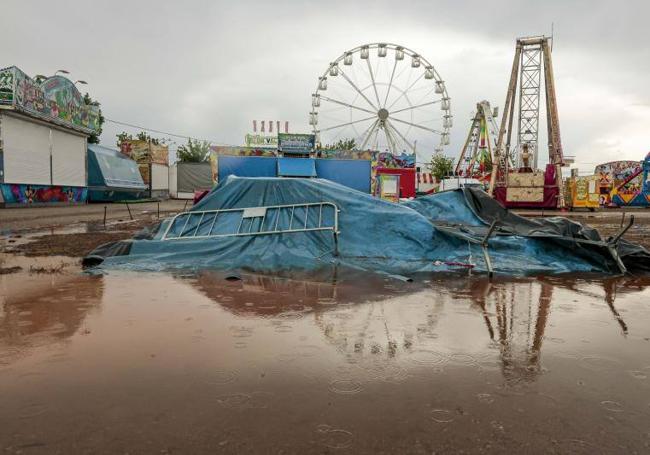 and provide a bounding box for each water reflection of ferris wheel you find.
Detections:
[310,43,452,155]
